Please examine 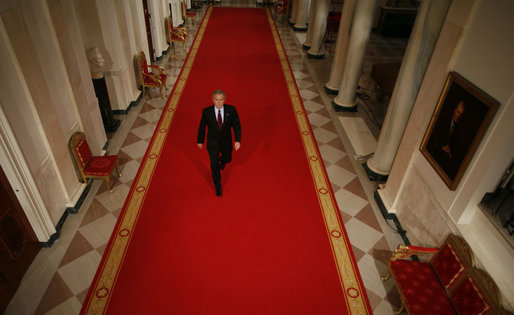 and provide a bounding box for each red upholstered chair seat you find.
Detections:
[83,155,118,176]
[143,73,166,86]
[432,243,466,290]
[390,260,456,314]
[451,276,490,315]
[171,30,186,41]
